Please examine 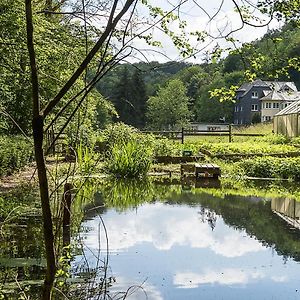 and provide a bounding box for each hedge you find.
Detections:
[238,156,300,180]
